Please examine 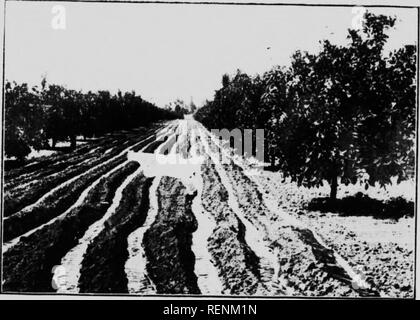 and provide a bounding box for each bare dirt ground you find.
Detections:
[1,119,415,298]
[252,172,415,297]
